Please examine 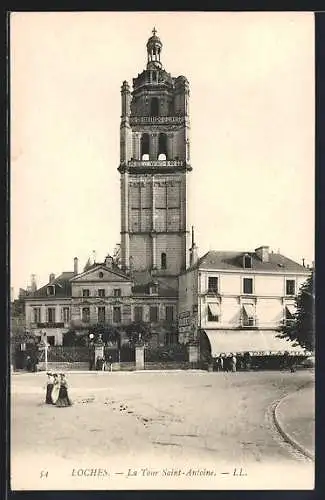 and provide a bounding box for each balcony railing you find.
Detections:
[36,322,65,329]
[129,116,184,125]
[128,159,184,168]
